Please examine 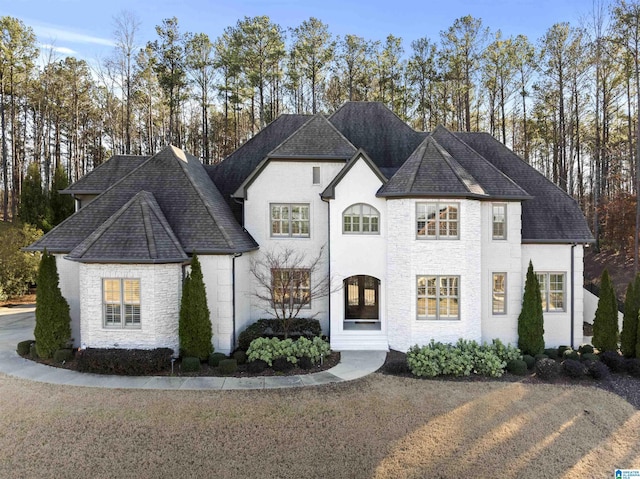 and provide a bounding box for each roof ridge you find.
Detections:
[140,196,157,259]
